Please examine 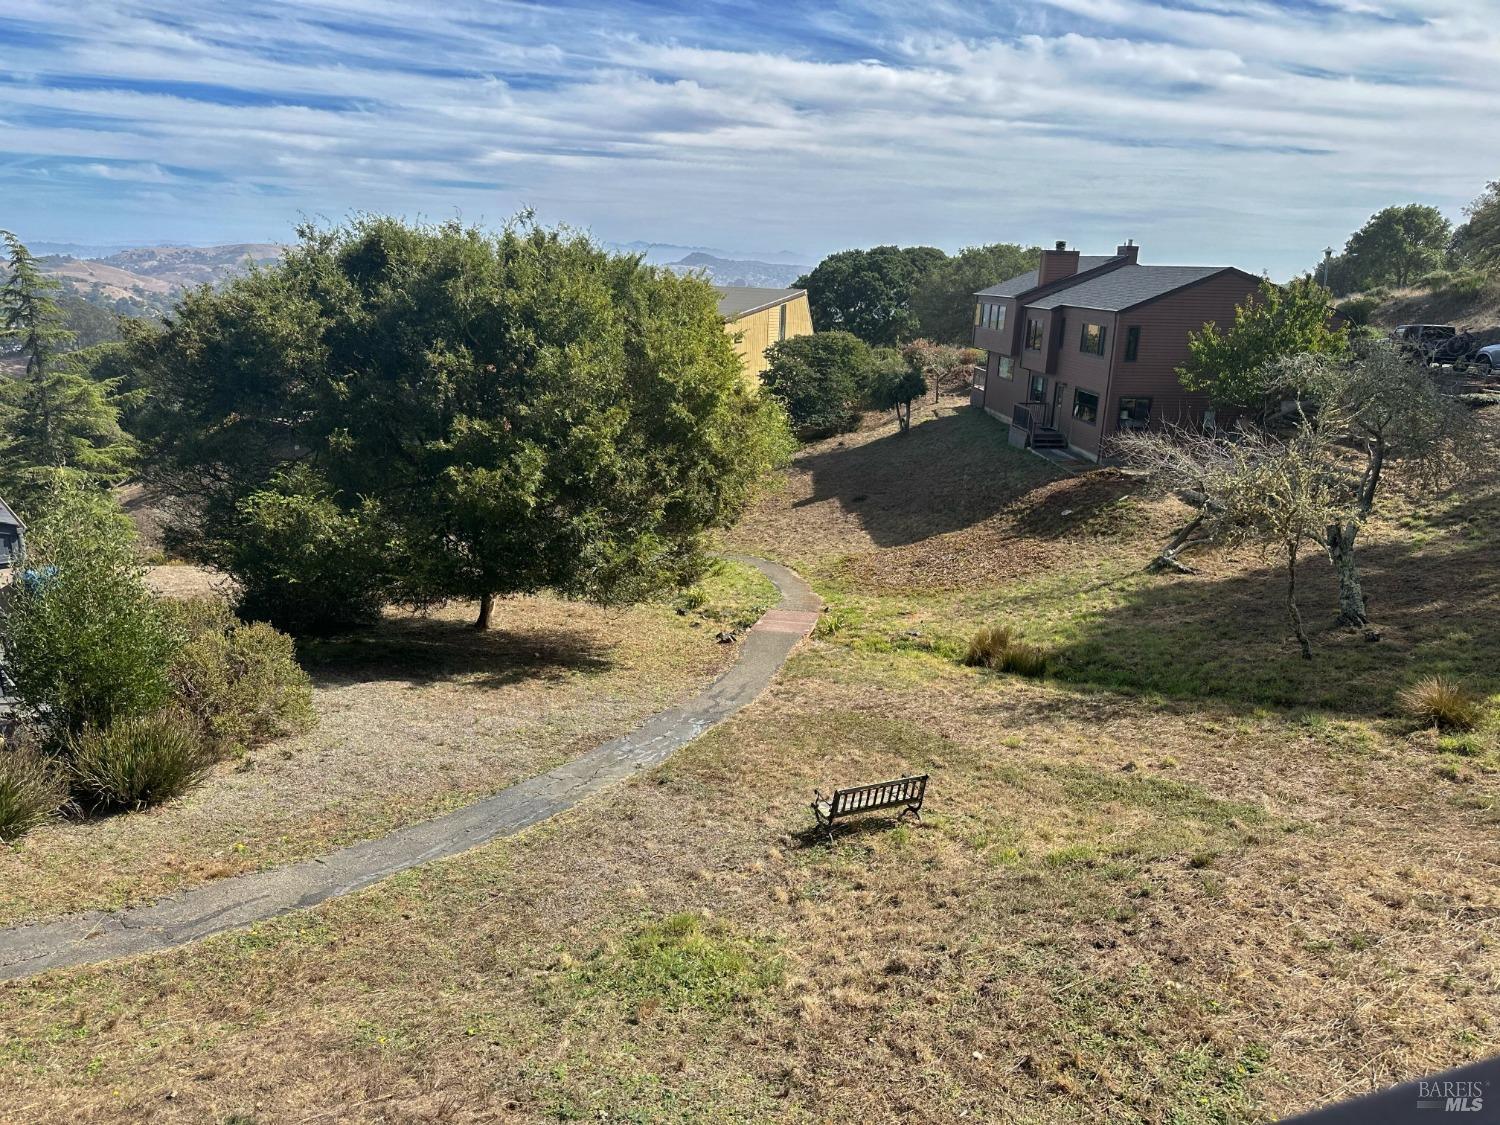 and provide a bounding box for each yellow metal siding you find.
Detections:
[725,294,813,379]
